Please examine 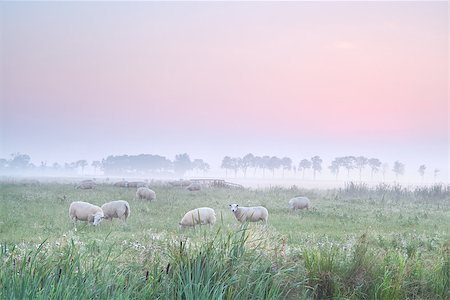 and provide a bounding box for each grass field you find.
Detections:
[0,181,449,299]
